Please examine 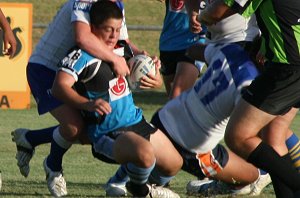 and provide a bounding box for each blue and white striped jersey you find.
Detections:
[159,43,259,154]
